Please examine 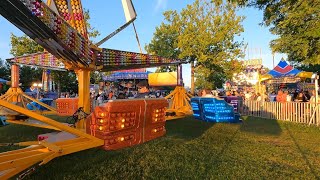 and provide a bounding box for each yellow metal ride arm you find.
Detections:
[165,86,194,120]
[0,99,104,179]
[75,69,91,130]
